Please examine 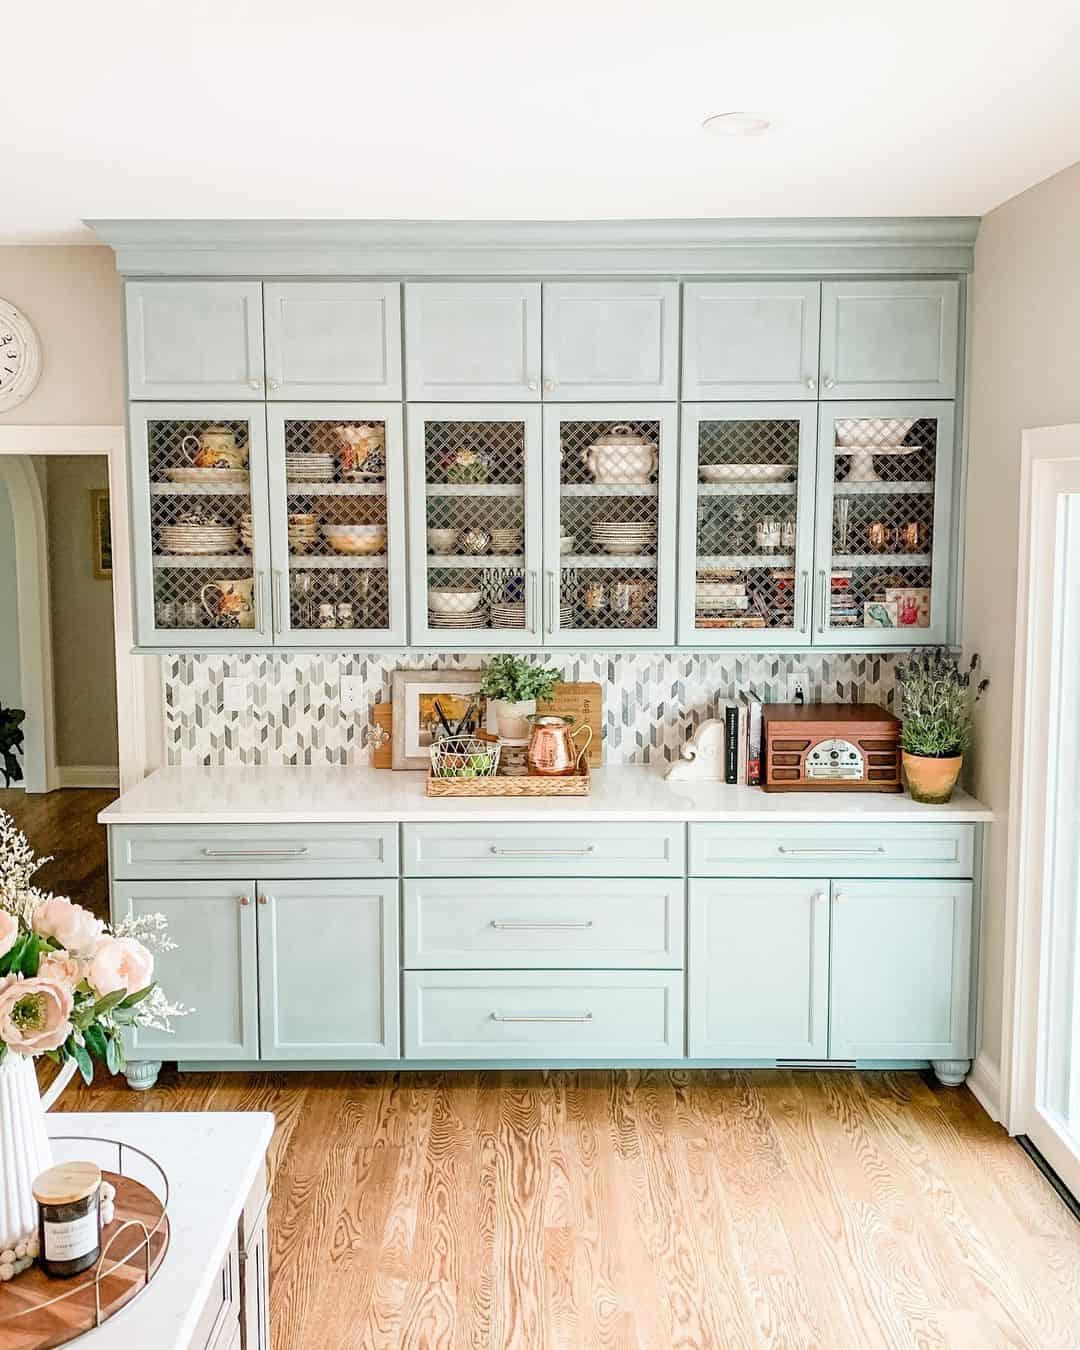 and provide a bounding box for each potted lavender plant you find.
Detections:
[897,649,989,803]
